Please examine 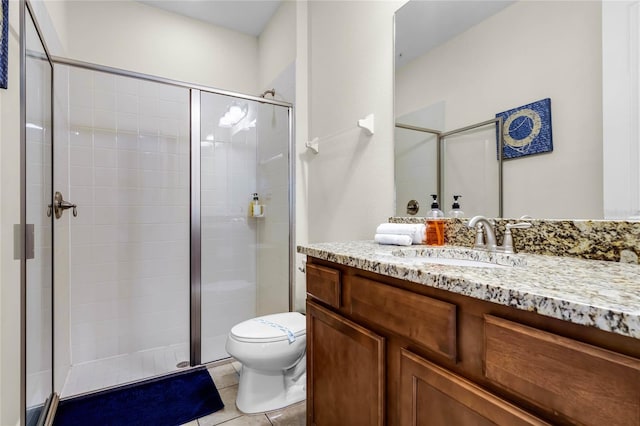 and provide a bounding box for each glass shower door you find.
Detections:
[55,66,191,397]
[24,5,54,425]
[199,92,259,362]
[199,91,291,363]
